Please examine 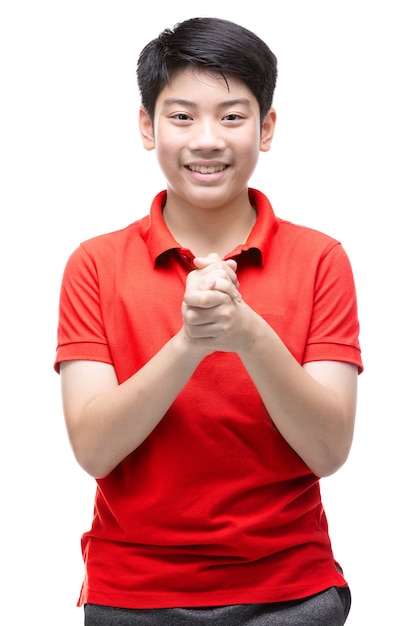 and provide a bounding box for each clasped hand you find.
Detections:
[182,253,247,355]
